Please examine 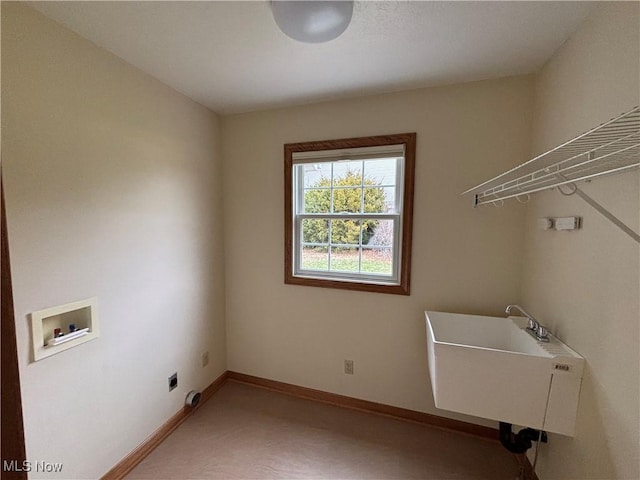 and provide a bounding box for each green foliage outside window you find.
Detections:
[303,170,386,246]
